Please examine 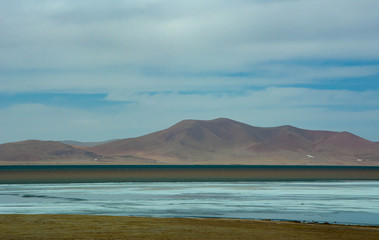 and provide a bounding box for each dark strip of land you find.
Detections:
[1,165,379,183]
[0,214,378,240]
